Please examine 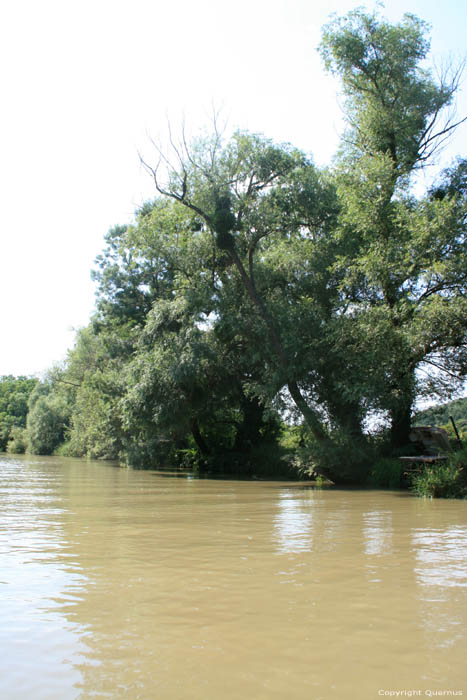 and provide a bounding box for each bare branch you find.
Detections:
[55,378,81,388]
[415,281,464,305]
[167,120,186,173]
[420,358,465,381]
